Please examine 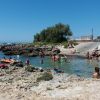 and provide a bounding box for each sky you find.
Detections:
[0,0,100,42]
